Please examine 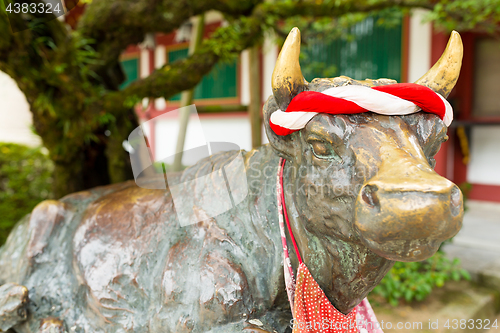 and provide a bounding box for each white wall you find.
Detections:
[260,35,276,145]
[140,49,150,78]
[408,9,432,82]
[0,71,41,146]
[154,114,253,166]
[467,126,500,186]
[262,34,278,102]
[240,49,250,106]
[241,34,277,105]
[154,45,166,69]
[154,45,167,110]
